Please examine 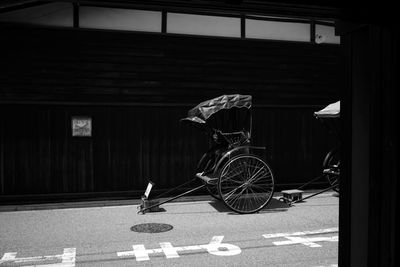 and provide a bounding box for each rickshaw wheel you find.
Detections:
[218,154,274,214]
[323,148,340,192]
